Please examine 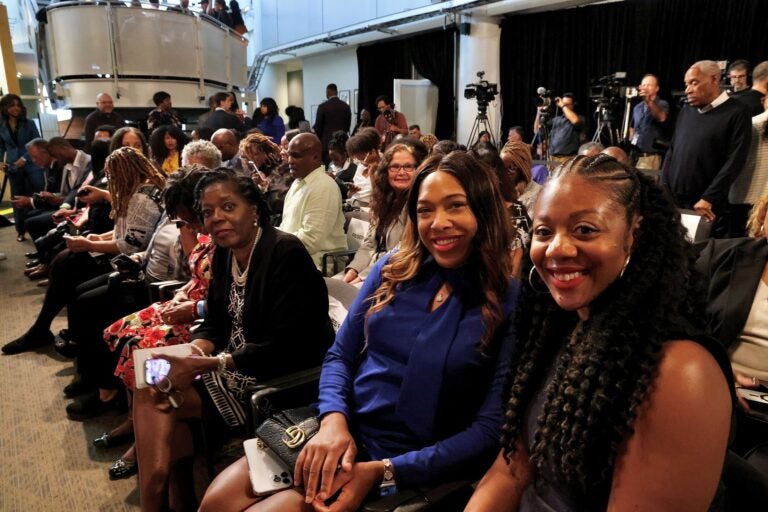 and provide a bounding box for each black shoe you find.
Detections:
[108,457,138,480]
[54,331,79,359]
[25,251,39,259]
[93,431,134,449]
[2,330,54,355]
[66,390,127,421]
[25,259,40,268]
[63,379,94,399]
